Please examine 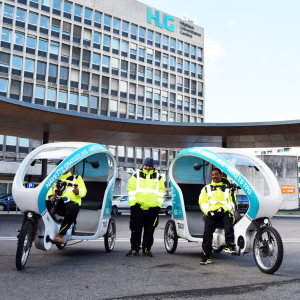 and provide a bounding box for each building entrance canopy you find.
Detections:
[1,97,300,149]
